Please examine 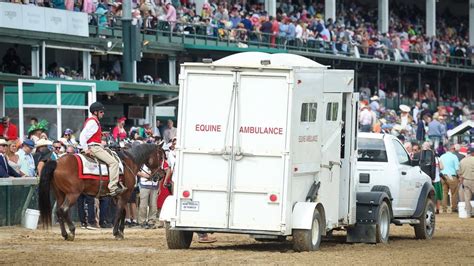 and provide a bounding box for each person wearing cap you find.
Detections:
[359,104,374,132]
[399,104,413,128]
[80,102,124,197]
[61,128,78,150]
[112,116,127,142]
[458,146,474,217]
[453,144,466,162]
[17,139,36,177]
[0,139,21,178]
[0,116,18,141]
